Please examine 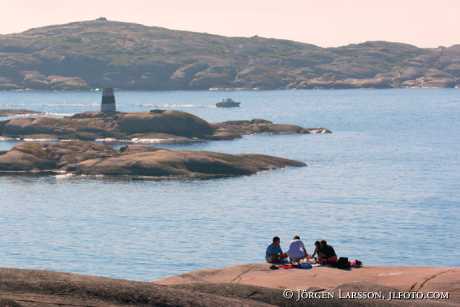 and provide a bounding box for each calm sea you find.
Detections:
[0,89,459,281]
